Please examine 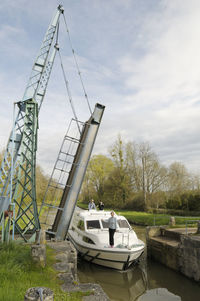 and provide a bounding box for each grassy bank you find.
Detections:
[0,242,88,301]
[77,202,200,227]
[115,210,200,227]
